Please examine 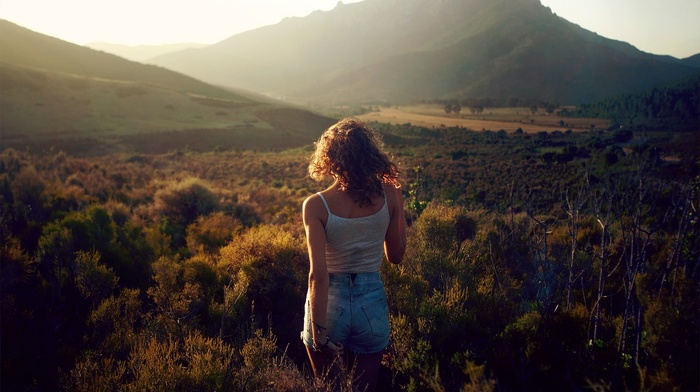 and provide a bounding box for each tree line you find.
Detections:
[426,97,560,115]
[562,74,700,132]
